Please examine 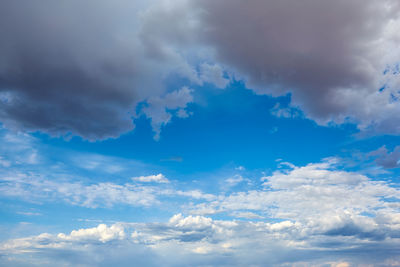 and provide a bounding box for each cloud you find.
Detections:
[225,175,247,188]
[160,156,183,162]
[1,213,399,266]
[0,170,218,209]
[1,0,400,139]
[0,0,146,140]
[199,63,230,89]
[57,224,125,243]
[188,159,400,243]
[0,172,161,208]
[140,87,194,140]
[132,174,170,183]
[270,103,302,119]
[187,0,400,135]
[0,0,218,141]
[368,146,400,169]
